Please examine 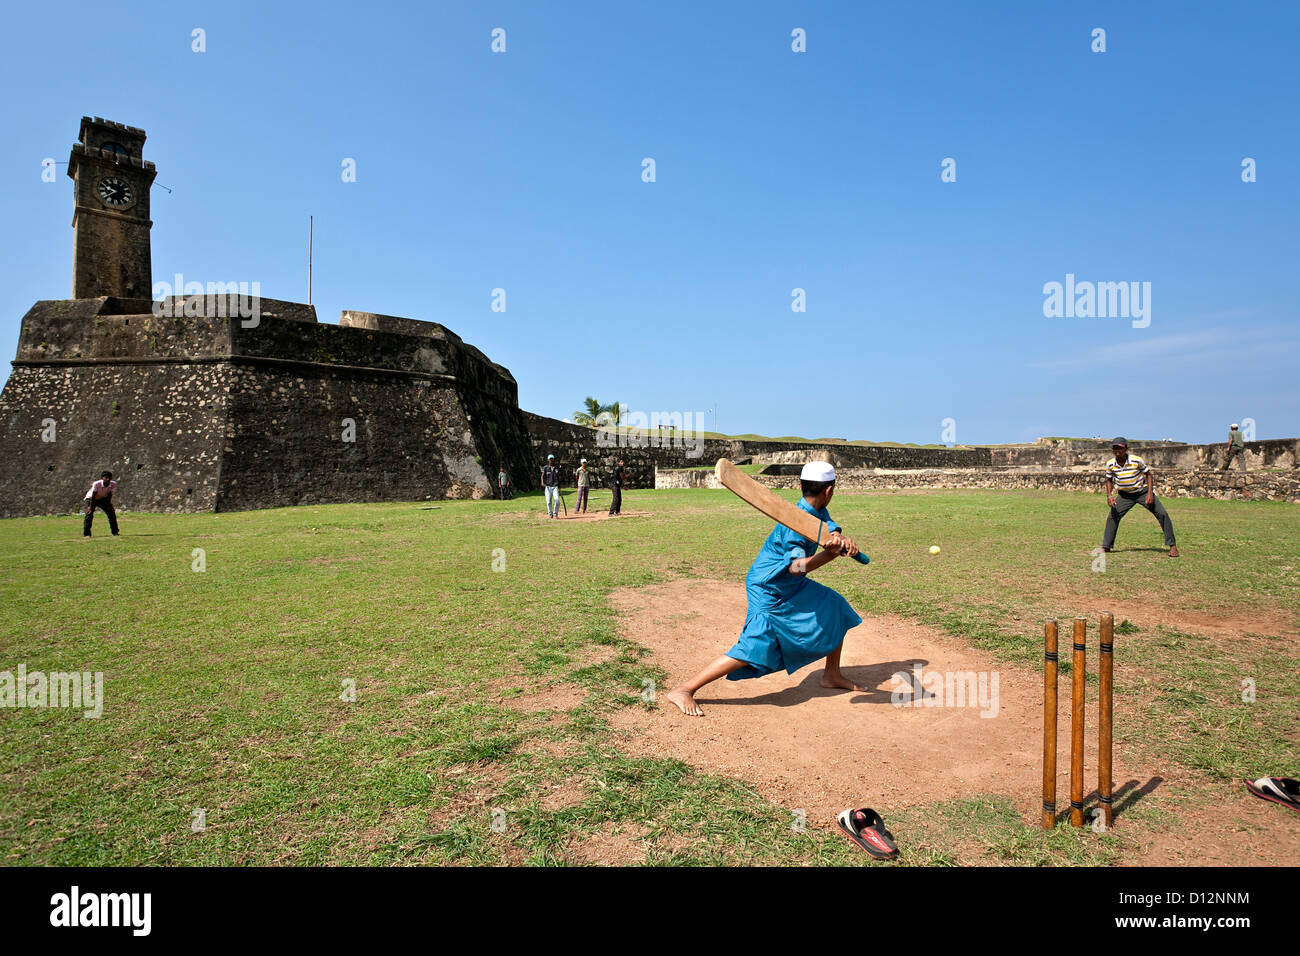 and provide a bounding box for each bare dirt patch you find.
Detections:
[493,682,589,714]
[536,511,652,523]
[610,579,1300,864]
[538,777,588,812]
[1128,775,1300,866]
[426,762,513,833]
[566,821,650,865]
[609,579,1073,823]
